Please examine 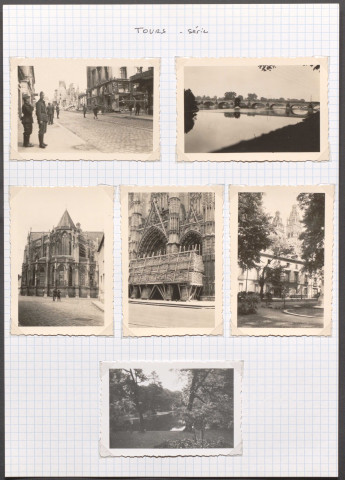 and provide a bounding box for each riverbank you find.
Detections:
[213,111,320,153]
